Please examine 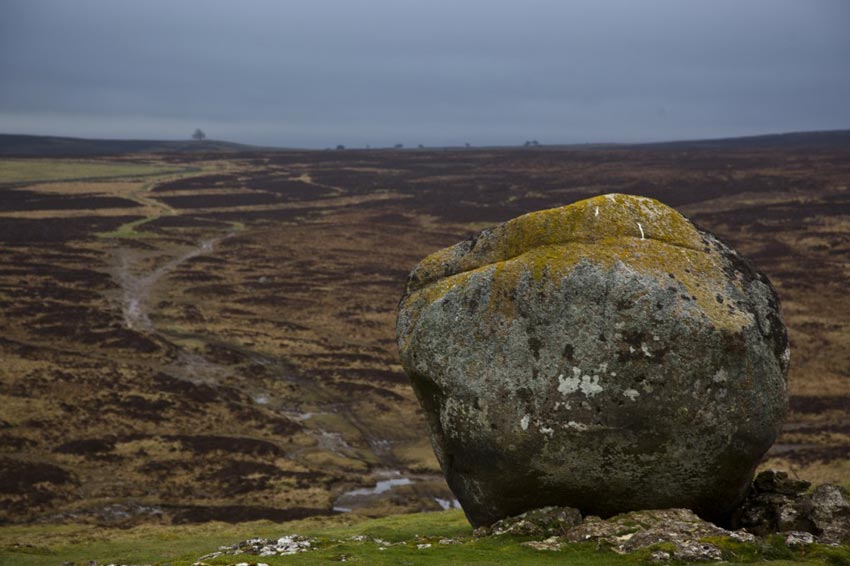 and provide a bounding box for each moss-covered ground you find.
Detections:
[2,510,848,566]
